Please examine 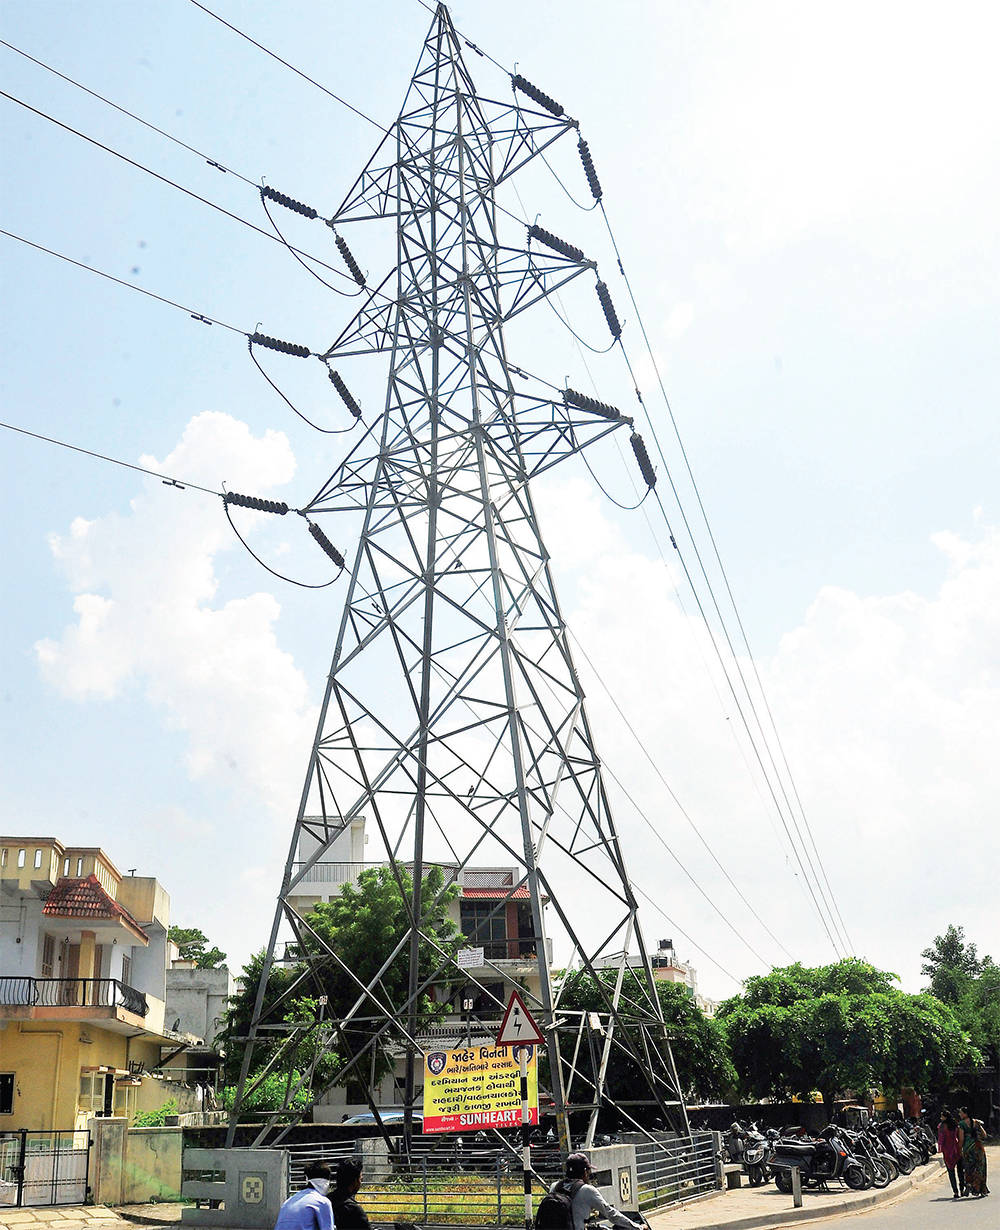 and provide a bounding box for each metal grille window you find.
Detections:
[0,1073,14,1115]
